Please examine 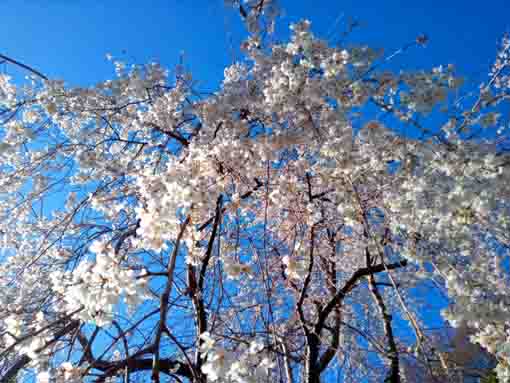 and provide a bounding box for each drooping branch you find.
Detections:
[199,195,223,291]
[0,320,80,383]
[152,217,190,382]
[77,326,100,366]
[0,355,30,383]
[317,232,342,372]
[296,225,321,383]
[93,356,193,382]
[0,53,48,80]
[315,260,408,337]
[146,121,190,147]
[188,195,223,380]
[197,179,261,232]
[366,249,400,383]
